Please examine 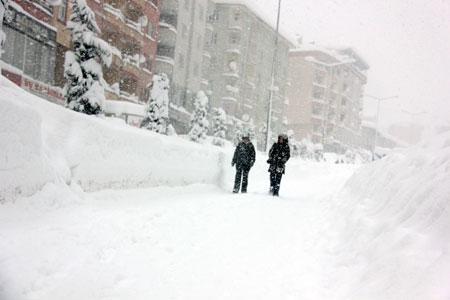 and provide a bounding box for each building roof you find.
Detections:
[290,43,369,73]
[212,0,296,46]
